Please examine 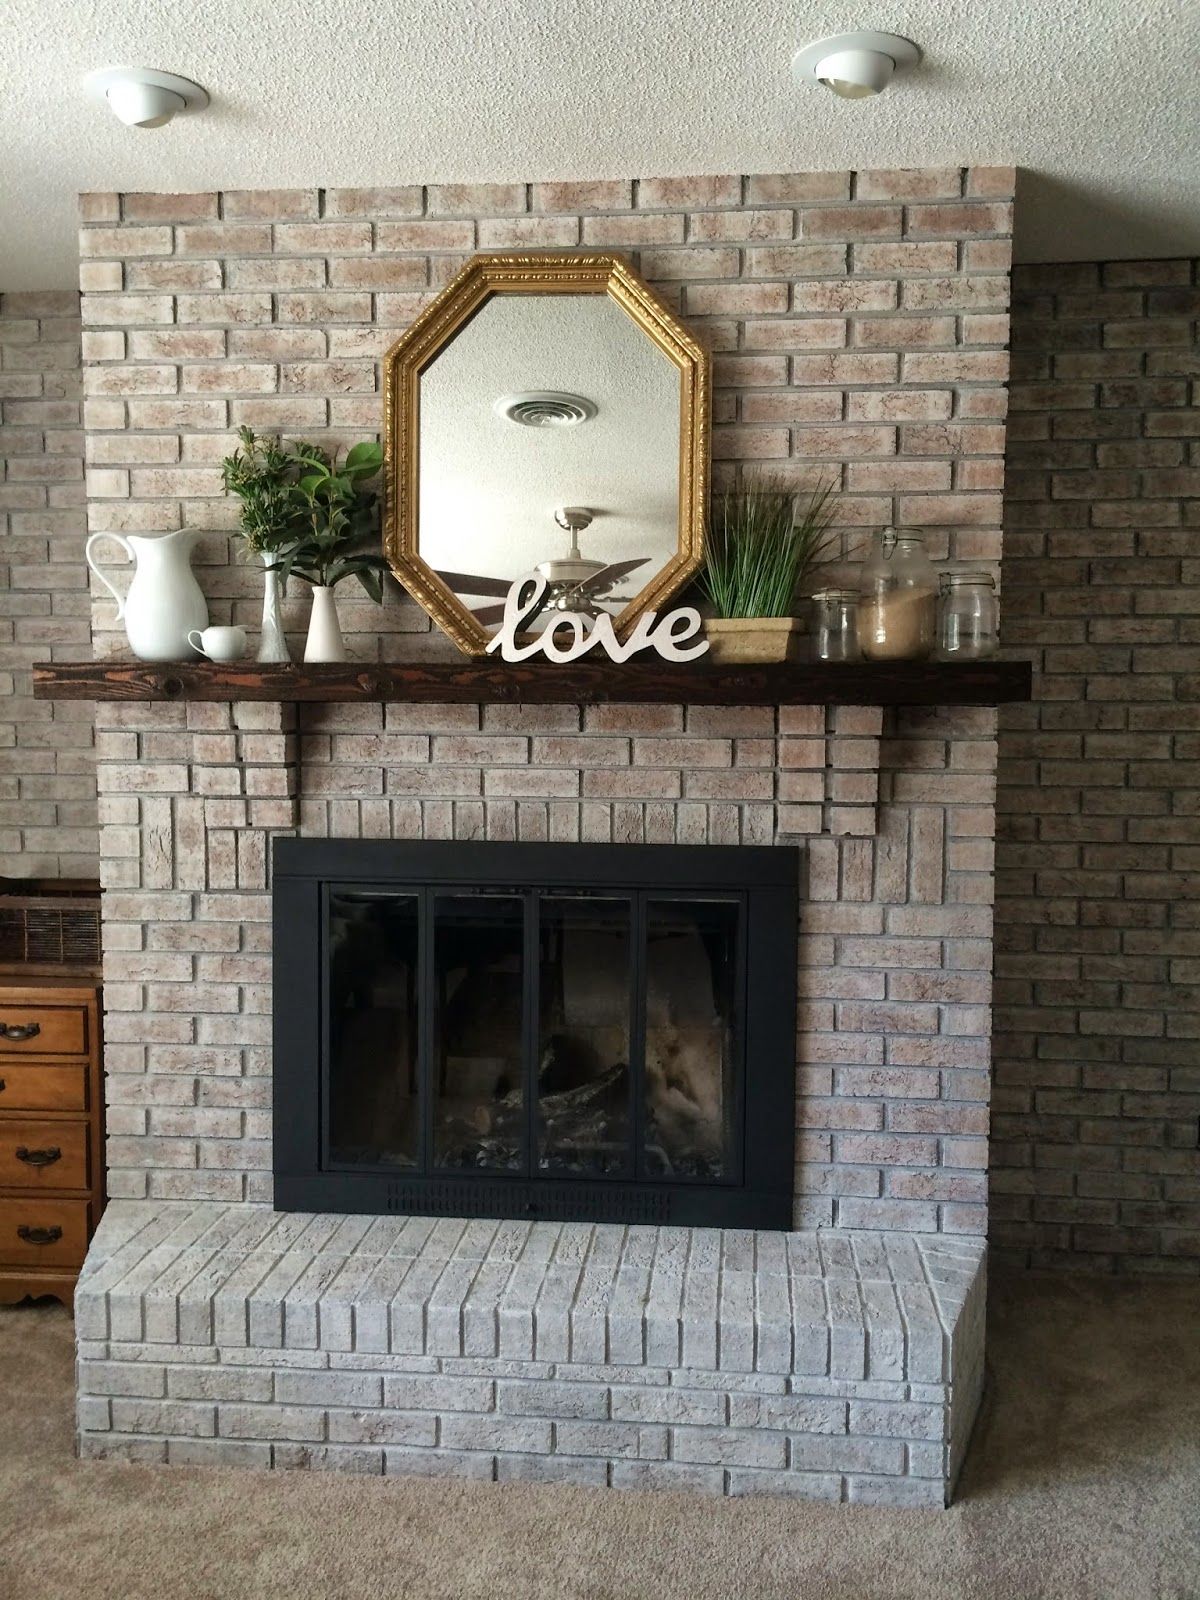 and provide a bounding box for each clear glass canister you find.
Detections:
[939,571,999,659]
[857,529,938,662]
[811,588,861,662]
